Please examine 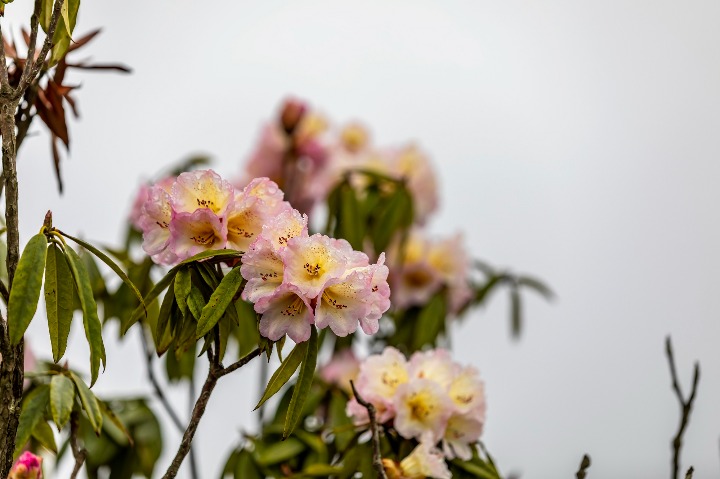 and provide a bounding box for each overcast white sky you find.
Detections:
[7,1,720,477]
